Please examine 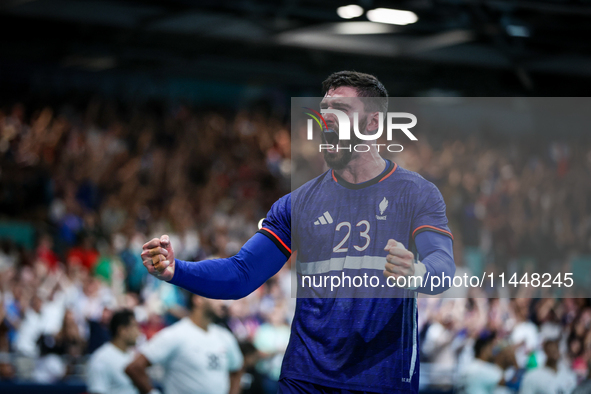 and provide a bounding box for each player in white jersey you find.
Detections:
[125,294,243,394]
[87,309,141,394]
